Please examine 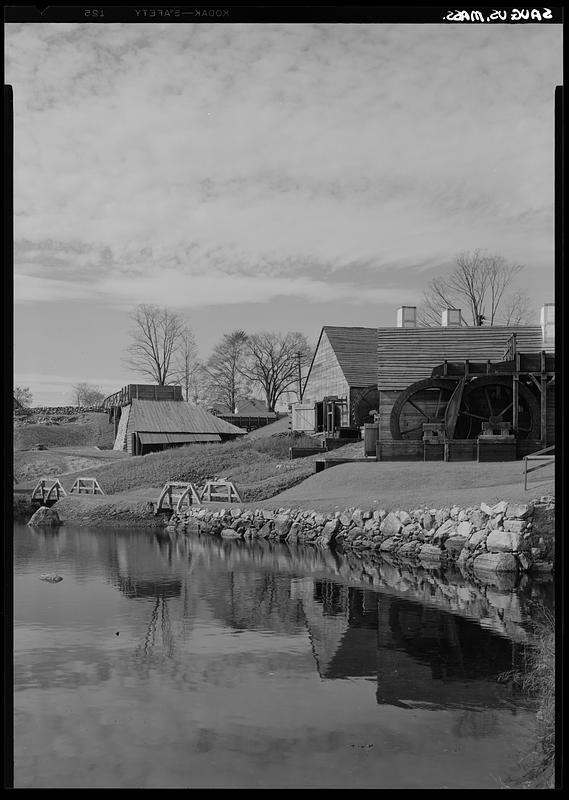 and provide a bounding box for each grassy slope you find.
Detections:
[15,434,323,502]
[14,412,115,450]
[253,458,555,512]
